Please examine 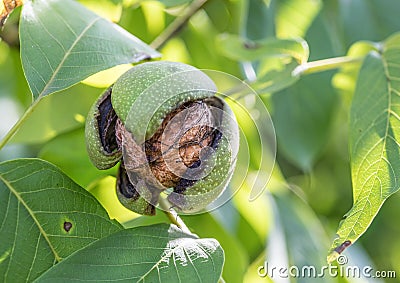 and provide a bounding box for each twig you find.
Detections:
[158,197,193,235]
[150,0,208,50]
